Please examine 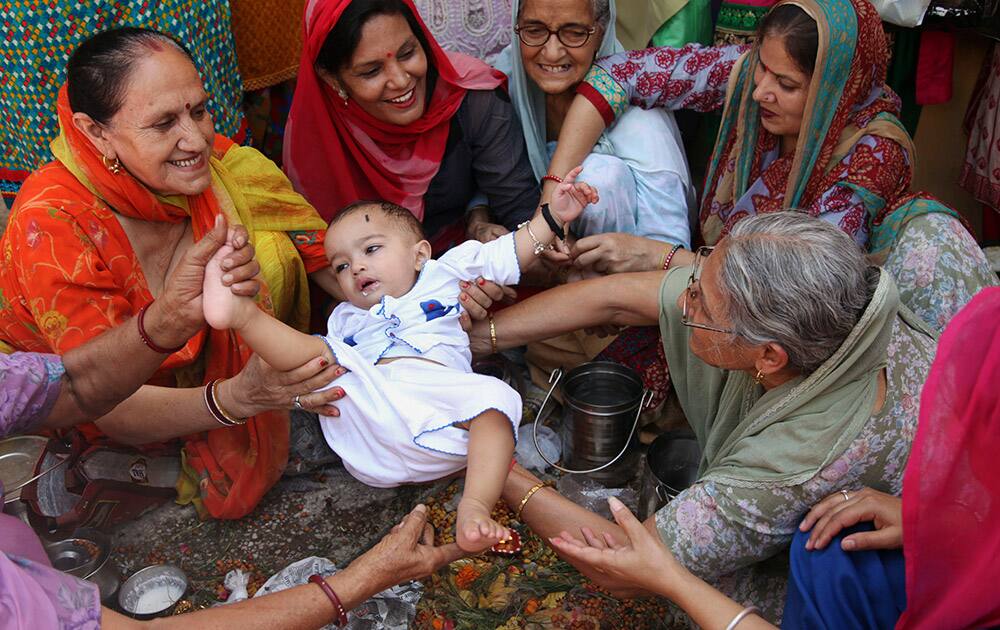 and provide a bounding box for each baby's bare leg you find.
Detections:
[455,410,515,553]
